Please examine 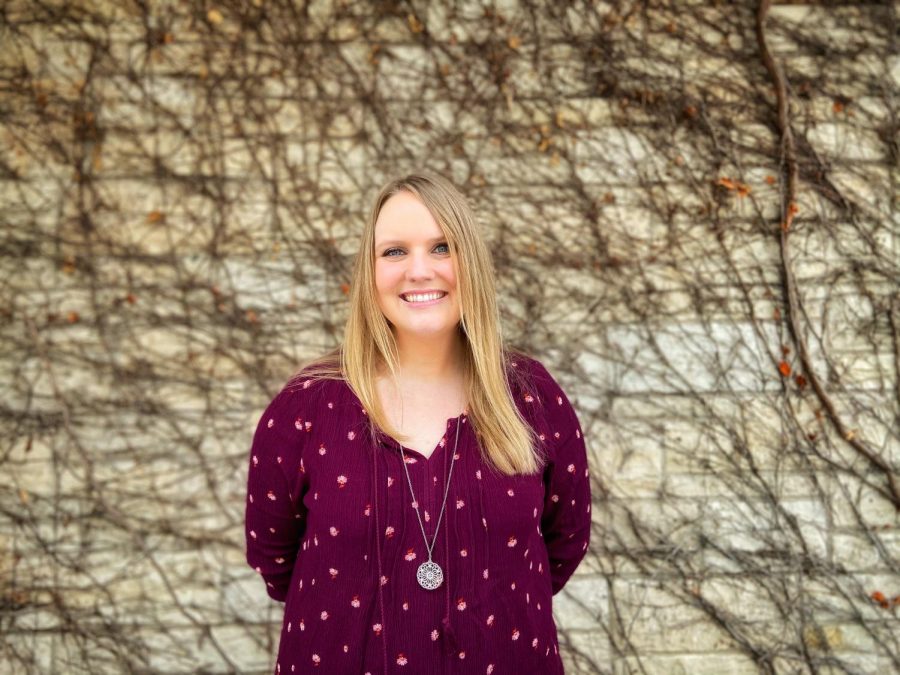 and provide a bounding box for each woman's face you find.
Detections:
[373,191,461,341]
